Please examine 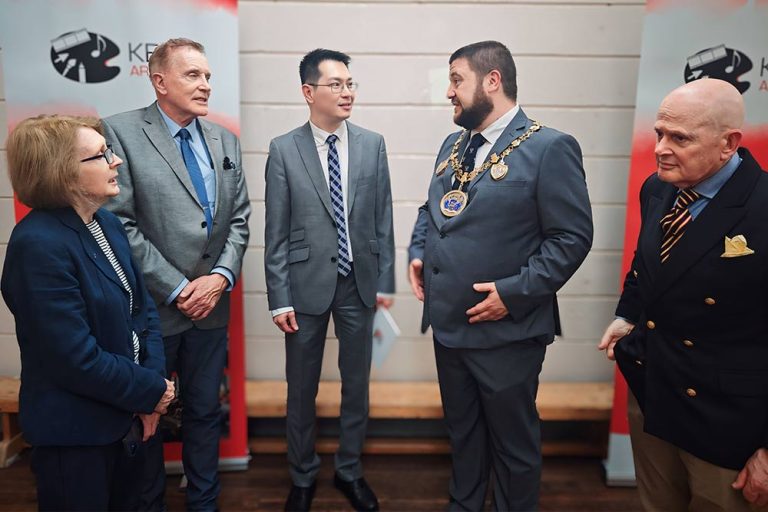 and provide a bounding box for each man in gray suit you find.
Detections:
[102,38,250,511]
[264,49,395,512]
[408,41,593,511]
